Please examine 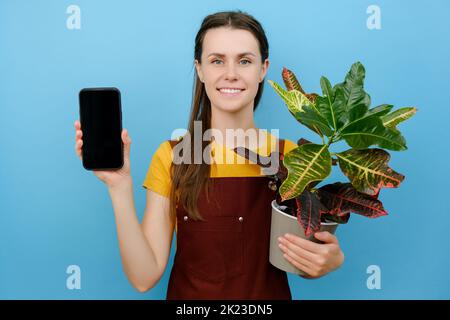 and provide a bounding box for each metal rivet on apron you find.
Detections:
[268,180,277,191]
[183,215,188,221]
[238,216,244,222]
